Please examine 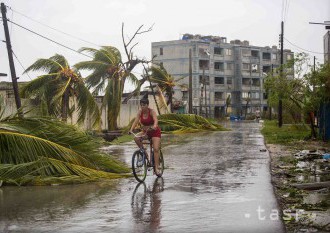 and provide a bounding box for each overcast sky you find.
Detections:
[1,0,329,92]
